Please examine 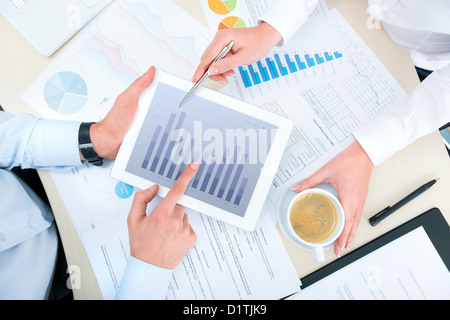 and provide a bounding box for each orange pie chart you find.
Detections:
[218,16,247,30]
[208,0,237,15]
